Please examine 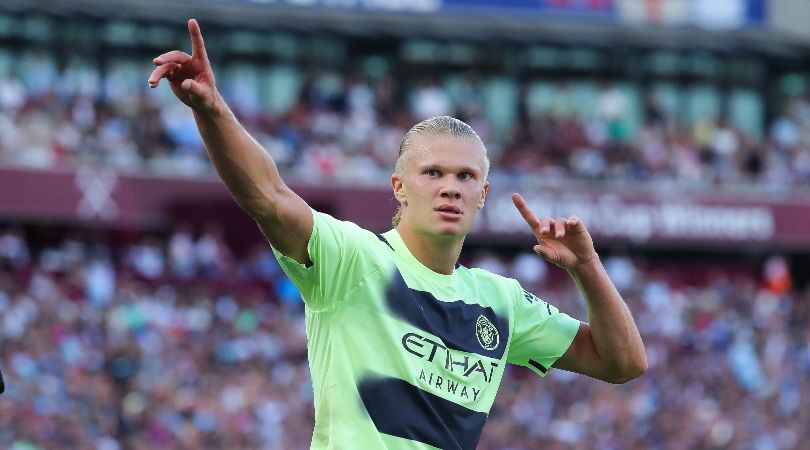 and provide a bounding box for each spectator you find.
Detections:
[1,232,807,449]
